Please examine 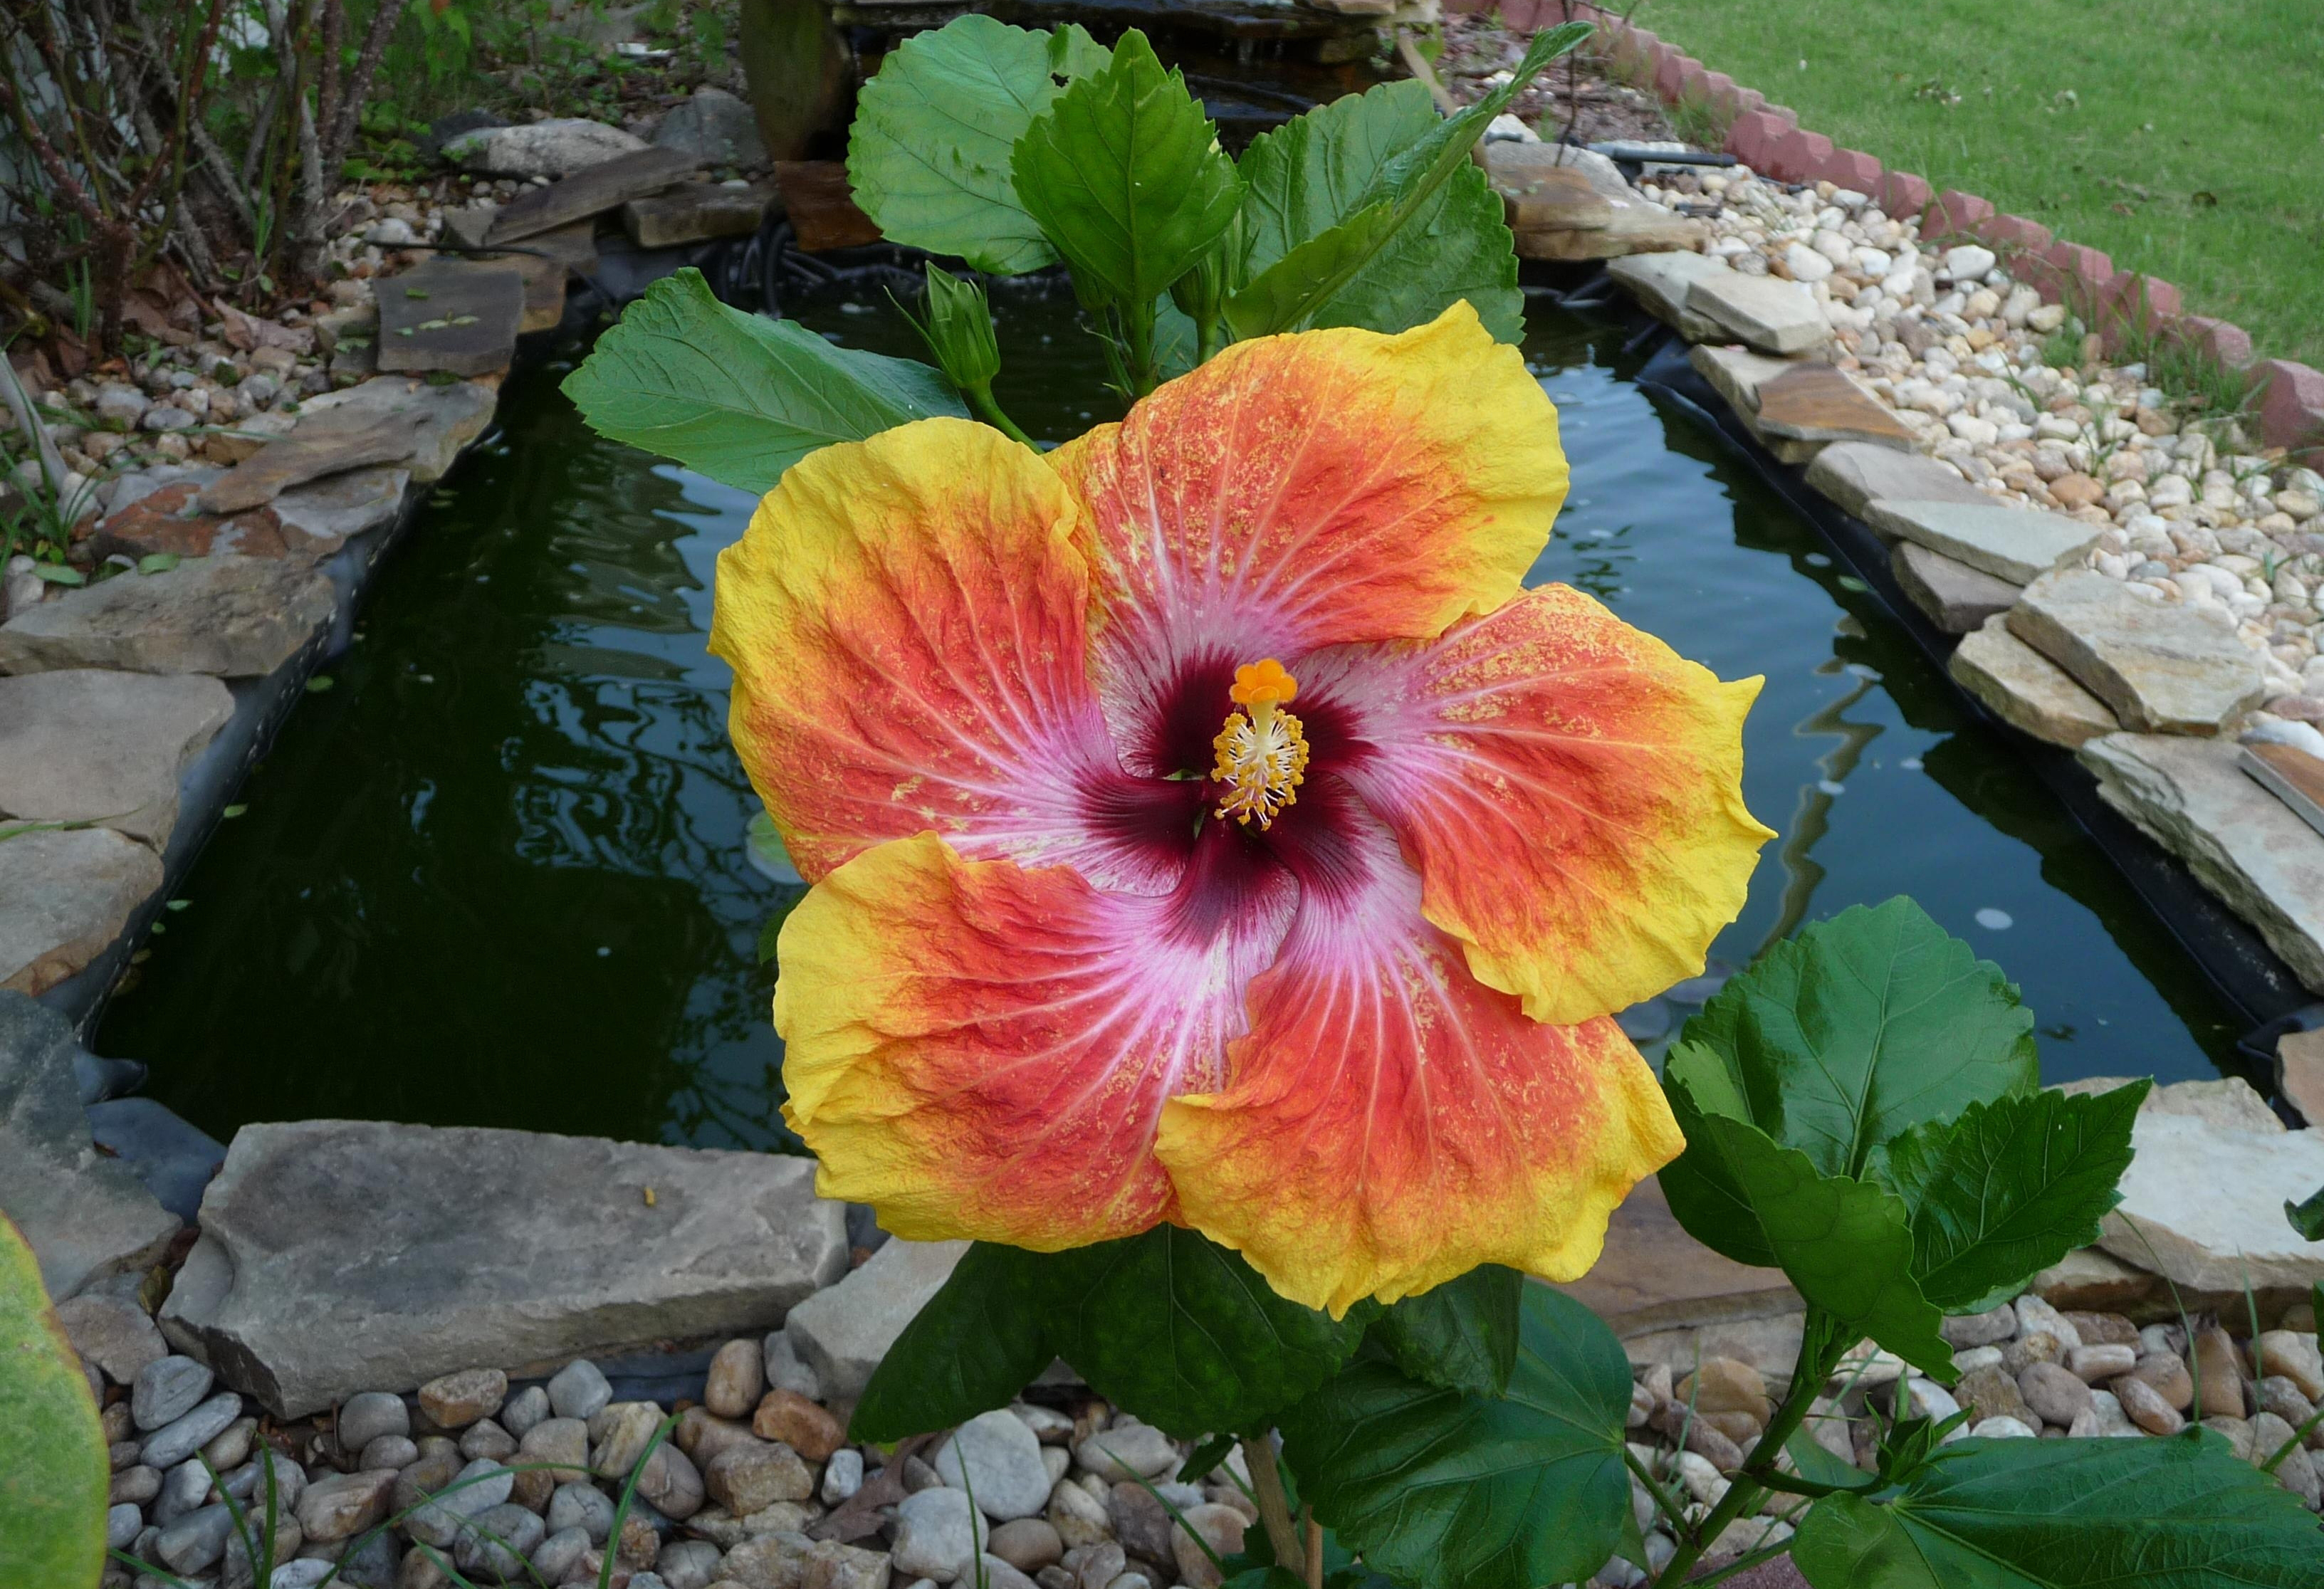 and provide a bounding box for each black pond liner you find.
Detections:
[1523,261,2321,1086]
